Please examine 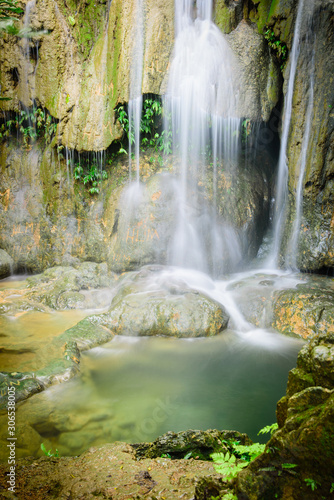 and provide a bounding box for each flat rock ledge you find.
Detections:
[0,430,247,500]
